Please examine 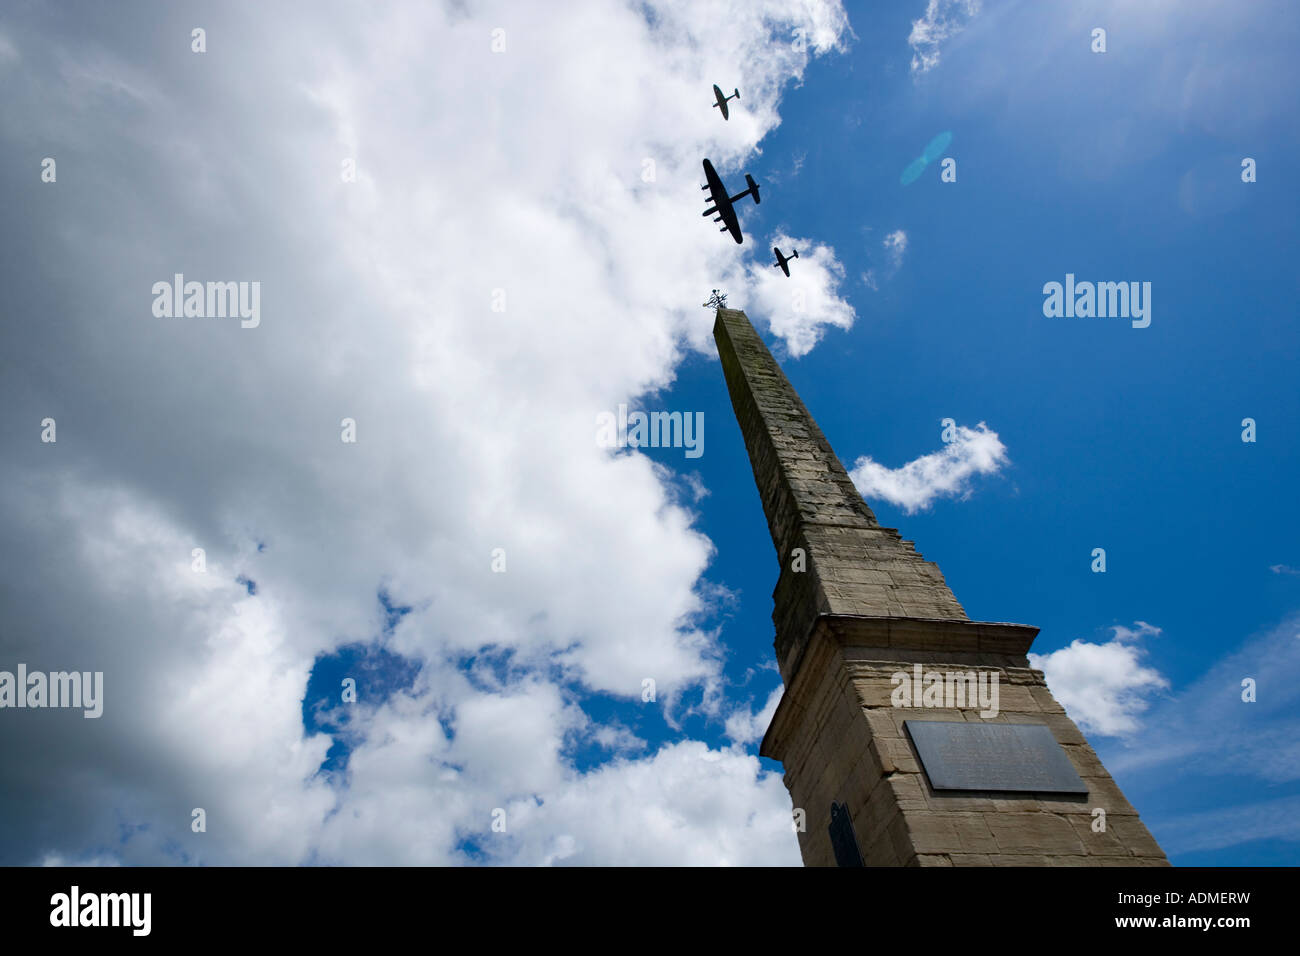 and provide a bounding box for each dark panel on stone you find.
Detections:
[828,801,864,867]
[905,720,1088,794]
